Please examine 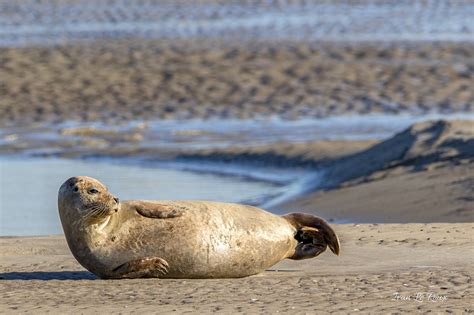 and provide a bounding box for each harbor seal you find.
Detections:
[58,176,340,279]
